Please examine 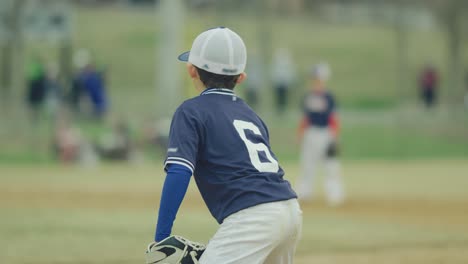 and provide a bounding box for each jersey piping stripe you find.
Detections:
[201,88,234,95]
[203,91,236,96]
[164,161,194,174]
[166,157,195,170]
